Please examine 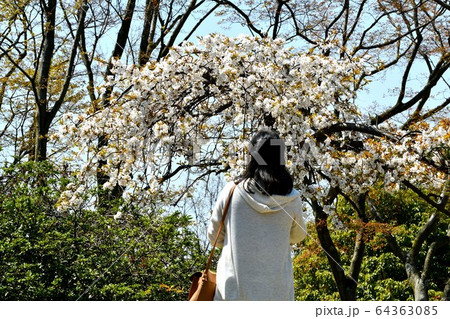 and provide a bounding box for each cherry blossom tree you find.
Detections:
[54,32,449,299]
[209,0,450,300]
